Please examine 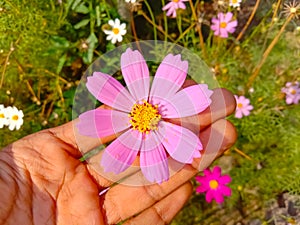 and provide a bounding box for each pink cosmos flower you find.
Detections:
[162,0,188,18]
[281,82,300,105]
[211,12,238,38]
[77,48,213,183]
[234,95,253,118]
[195,166,231,204]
